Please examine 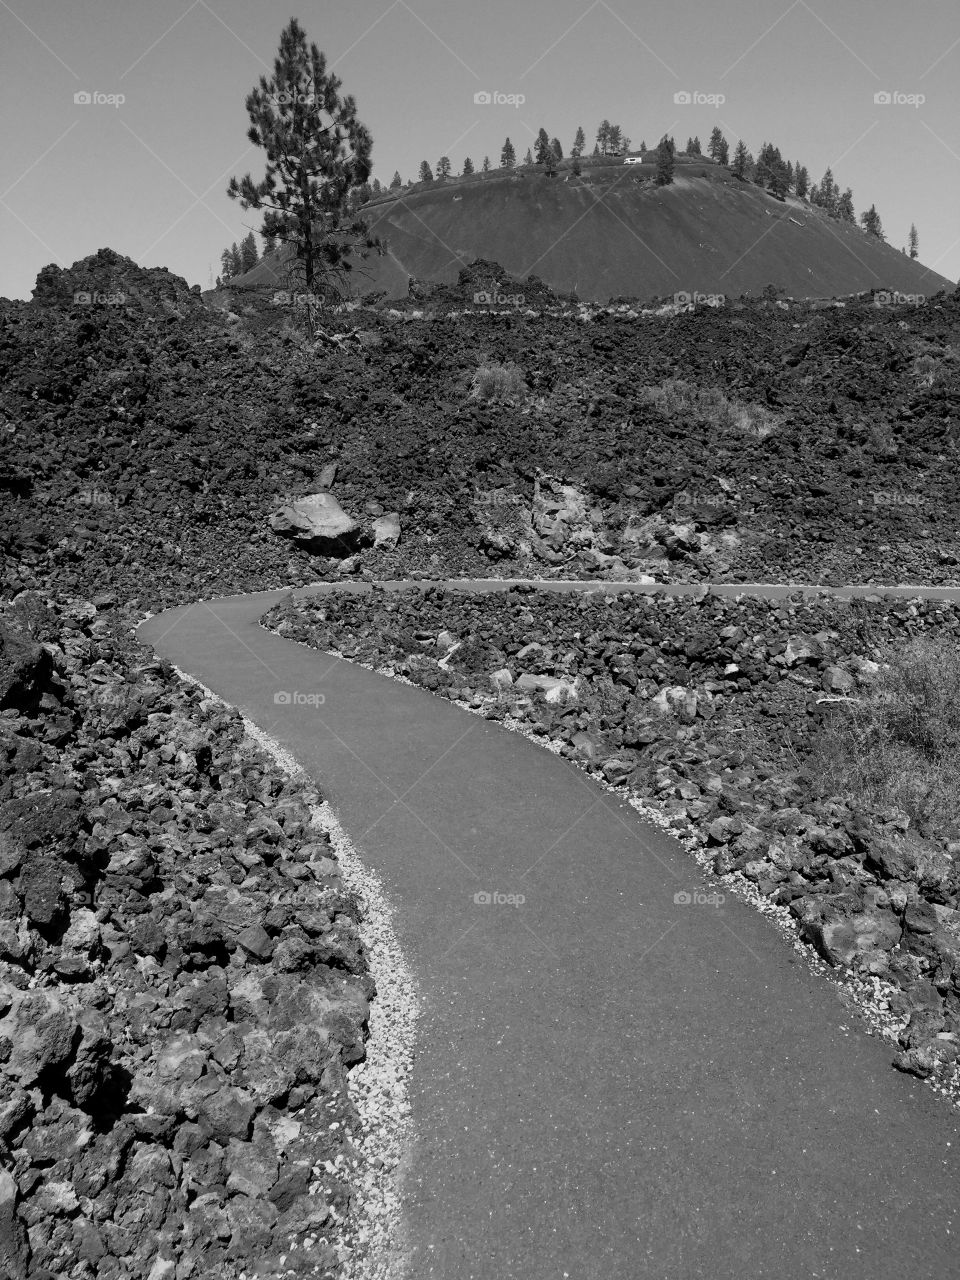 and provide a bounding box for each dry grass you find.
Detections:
[638,378,780,437]
[470,362,527,404]
[804,637,960,836]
